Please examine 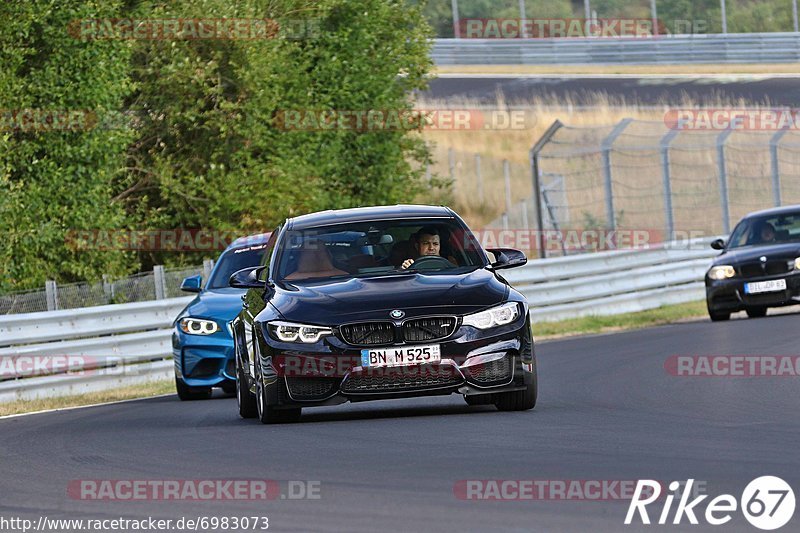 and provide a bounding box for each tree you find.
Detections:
[0,0,136,291]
